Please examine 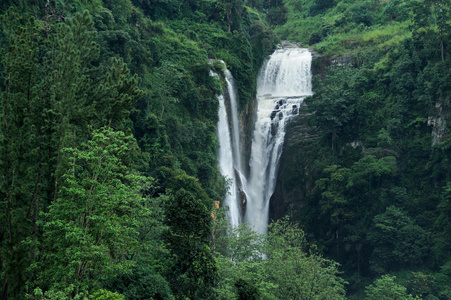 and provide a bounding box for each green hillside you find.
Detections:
[272,0,451,299]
